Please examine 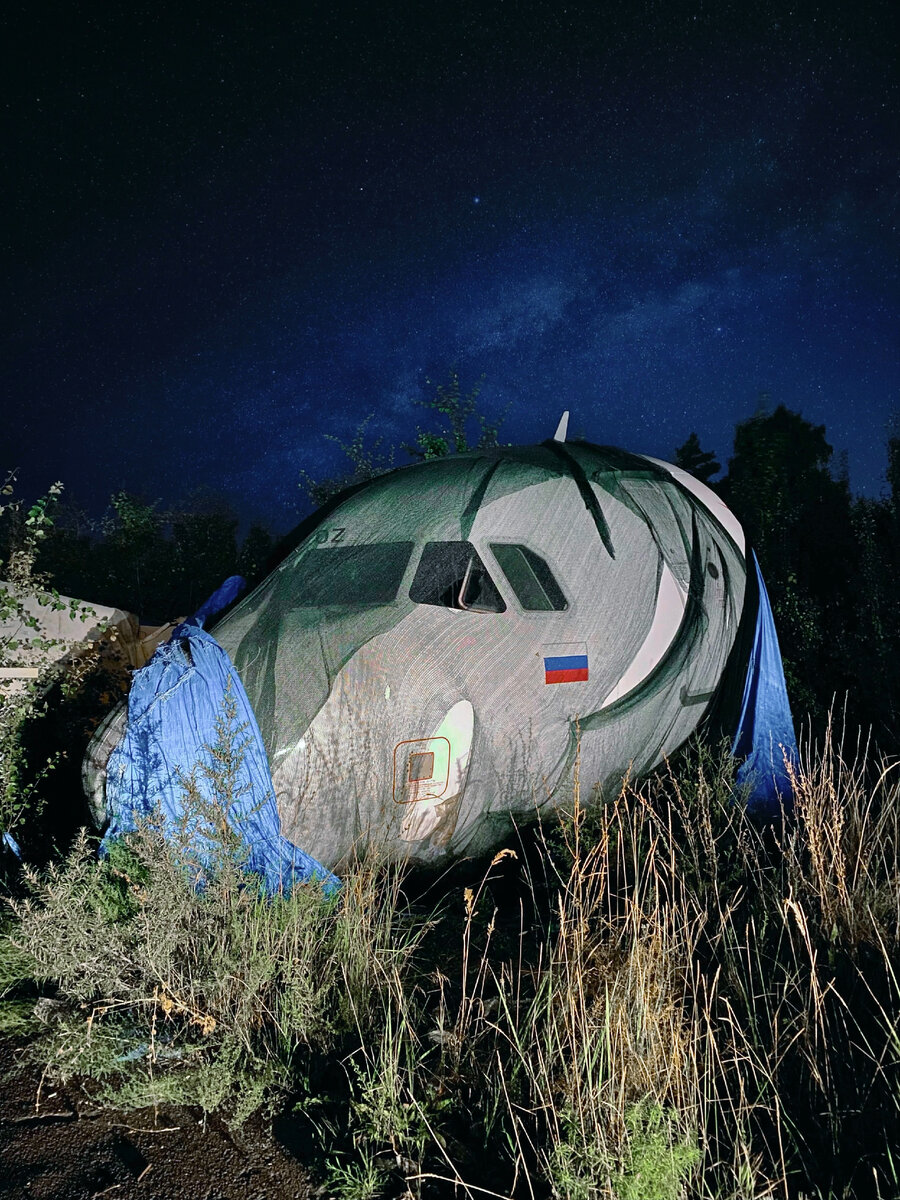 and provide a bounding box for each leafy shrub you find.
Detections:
[1,477,101,859]
[3,769,426,1127]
